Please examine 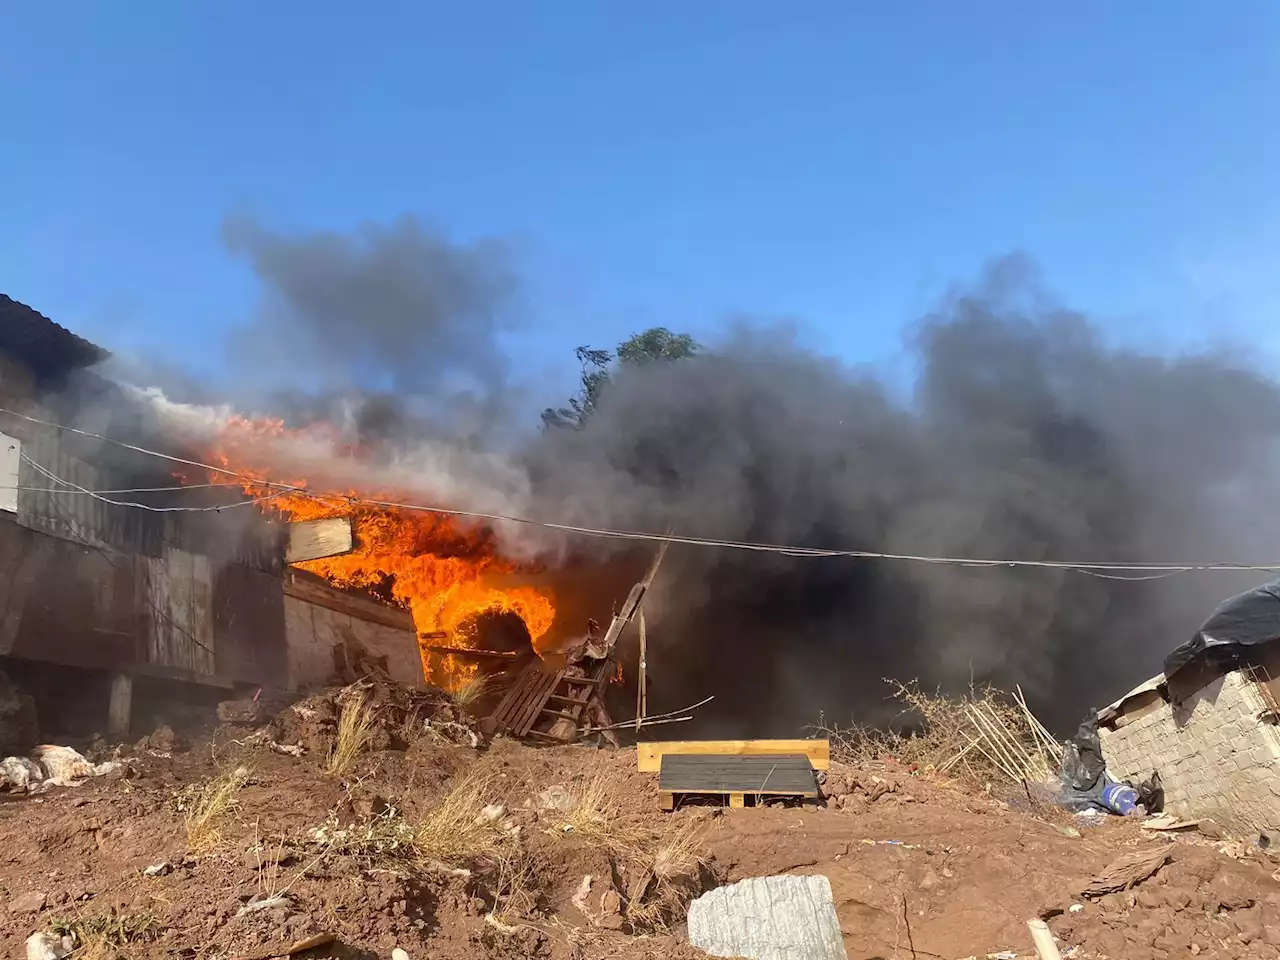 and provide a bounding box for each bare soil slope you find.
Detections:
[2,681,1279,960]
